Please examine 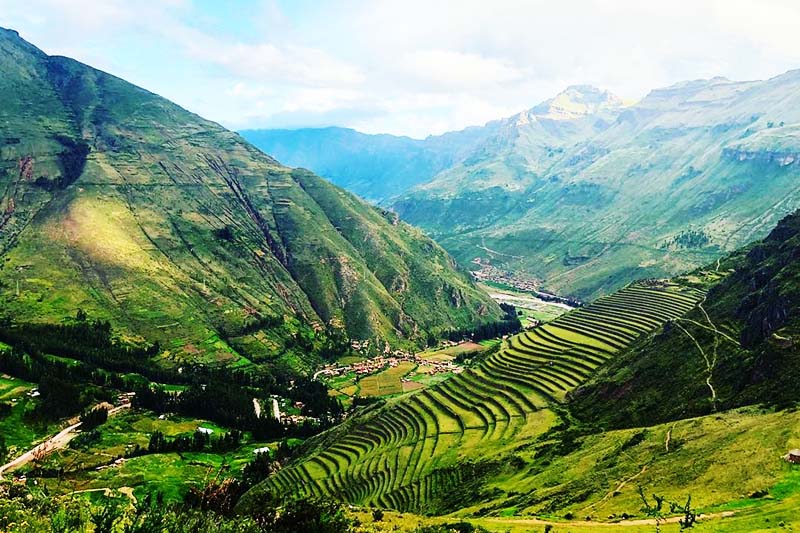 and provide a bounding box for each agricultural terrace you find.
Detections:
[252,281,704,512]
